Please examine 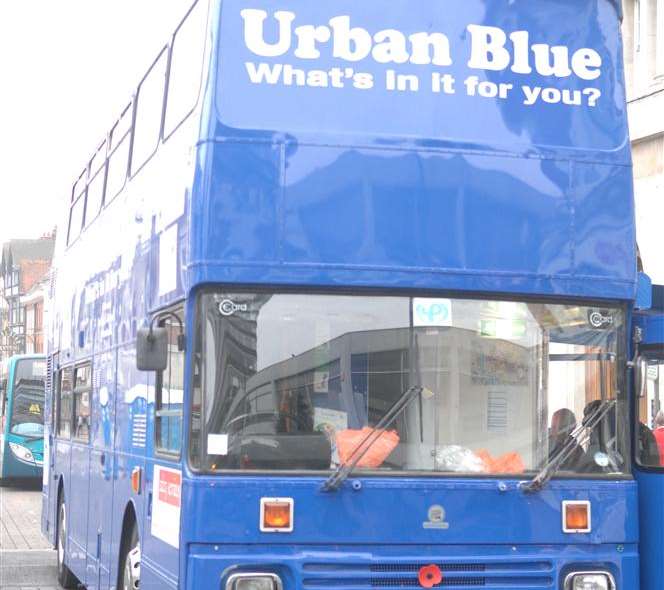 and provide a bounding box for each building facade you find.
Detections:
[623,0,664,283]
[0,235,55,362]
